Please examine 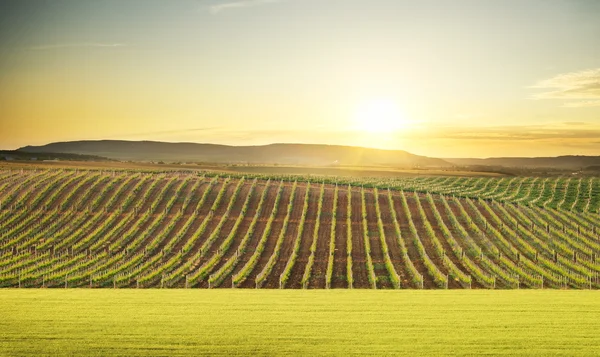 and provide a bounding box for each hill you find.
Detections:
[446,156,600,170]
[18,140,450,168]
[0,150,113,162]
[0,169,598,289]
